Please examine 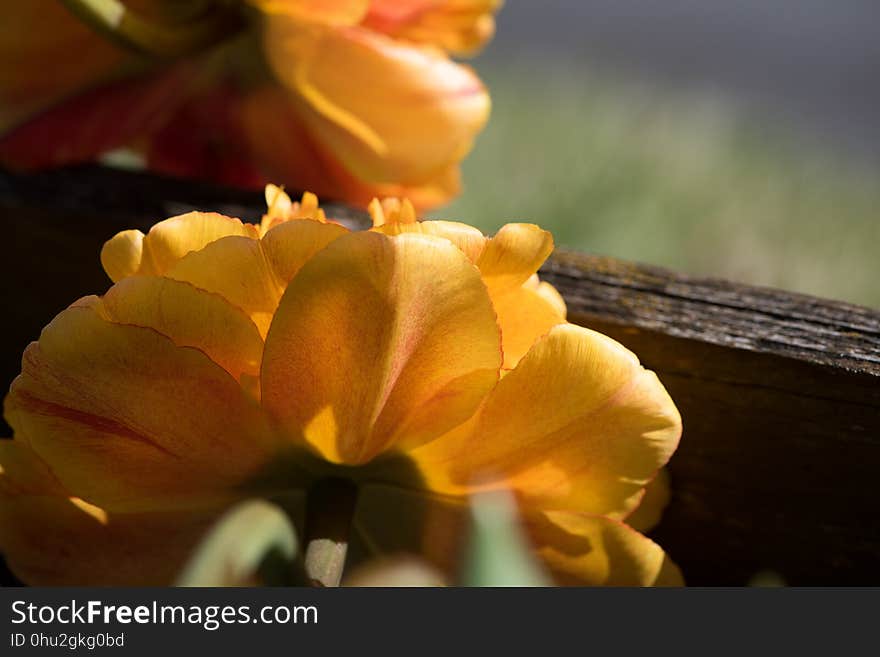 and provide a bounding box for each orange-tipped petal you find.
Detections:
[0,441,228,586]
[98,276,265,382]
[261,230,501,464]
[263,20,489,188]
[363,0,501,55]
[525,511,683,586]
[4,305,274,512]
[412,323,681,518]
